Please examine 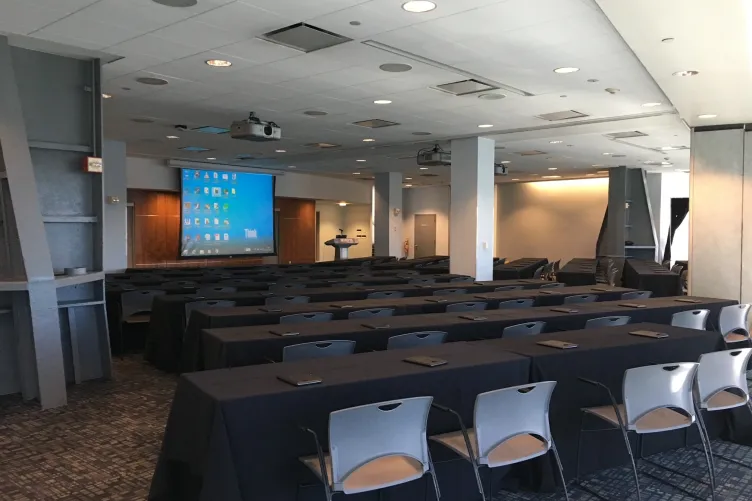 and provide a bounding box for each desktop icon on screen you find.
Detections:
[222,173,229,180]
[194,203,200,210]
[194,187,201,194]
[231,188,236,195]
[204,187,210,195]
[184,218,191,226]
[222,188,229,196]
[213,202,219,210]
[199,250,205,255]
[231,173,237,180]
[204,218,210,225]
[205,233,211,241]
[223,233,229,241]
[214,233,220,241]
[194,218,201,226]
[212,187,221,197]
[184,202,191,210]
[204,173,210,180]
[204,204,211,211]
[195,234,201,241]
[213,218,219,225]
[222,203,229,211]
[223,219,229,225]
[194,171,200,179]
[213,172,218,179]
